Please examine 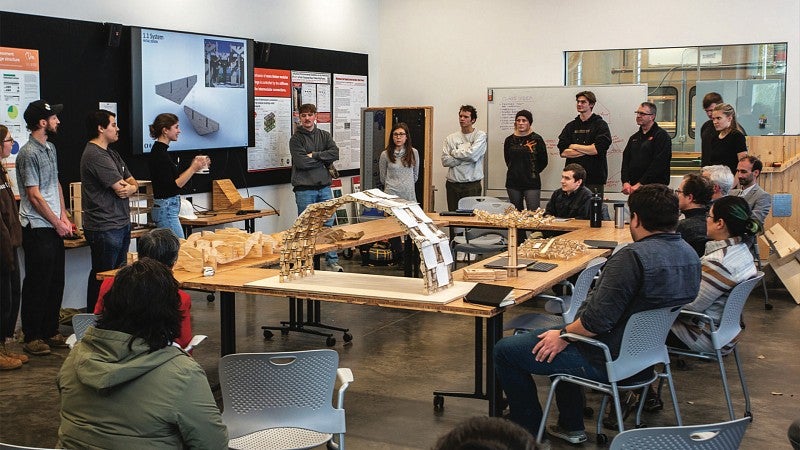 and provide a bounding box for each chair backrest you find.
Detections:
[610,416,750,449]
[712,272,764,350]
[219,350,345,440]
[457,196,502,211]
[606,305,683,382]
[72,314,98,341]
[562,257,606,323]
